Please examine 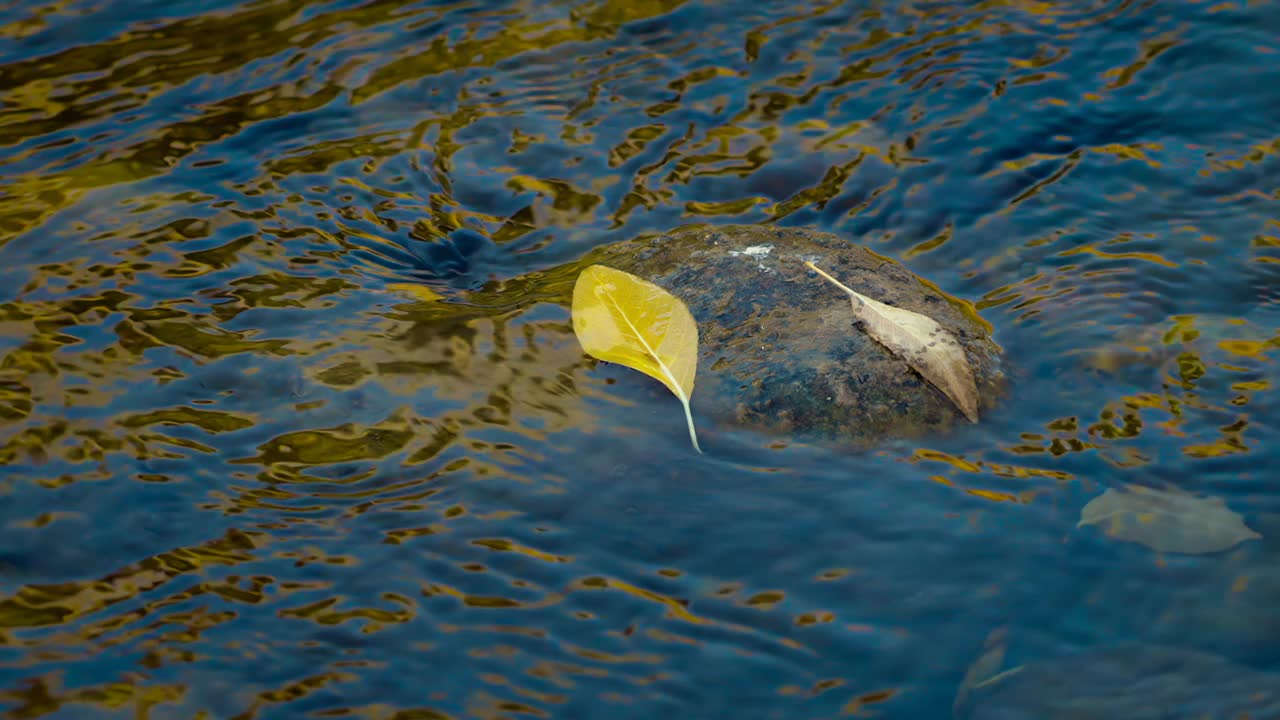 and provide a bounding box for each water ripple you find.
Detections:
[3,0,1280,717]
